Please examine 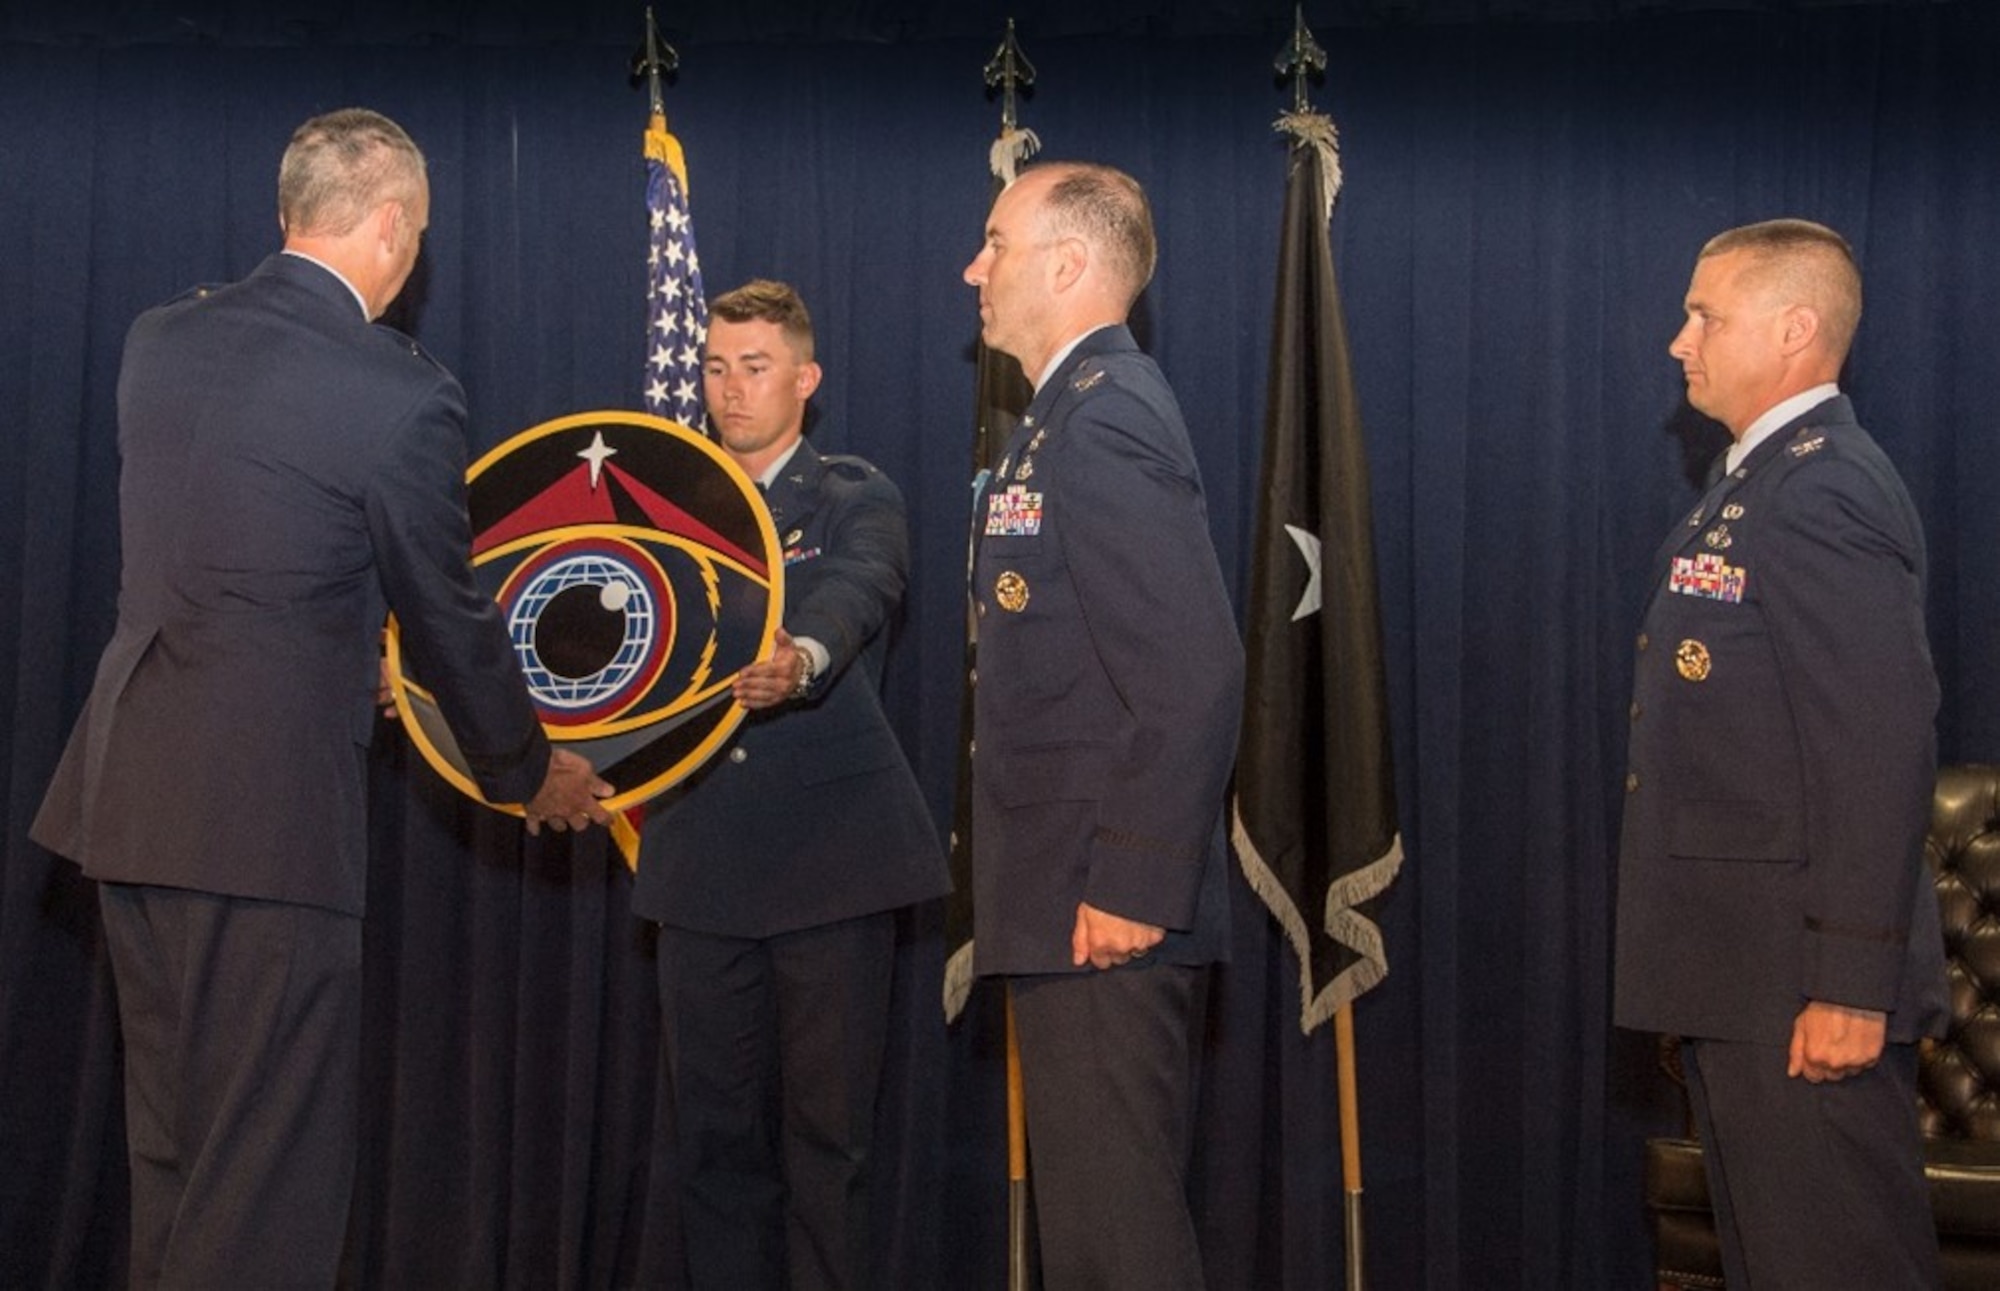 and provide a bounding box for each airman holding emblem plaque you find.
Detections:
[629,281,946,1291]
